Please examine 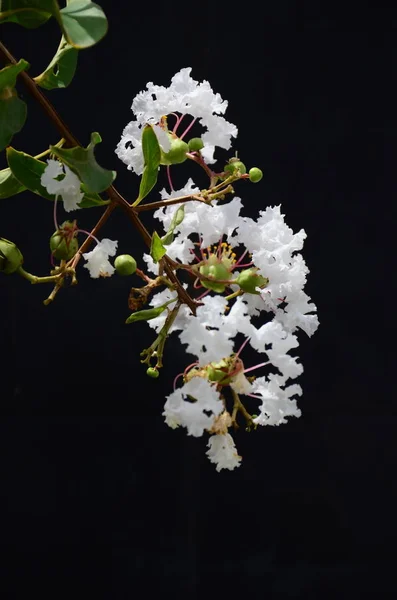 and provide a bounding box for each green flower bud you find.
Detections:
[224,159,246,175]
[236,268,269,294]
[0,238,24,274]
[146,367,159,378]
[249,167,263,183]
[161,137,189,165]
[50,222,79,261]
[188,137,204,152]
[199,262,230,294]
[114,254,137,276]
